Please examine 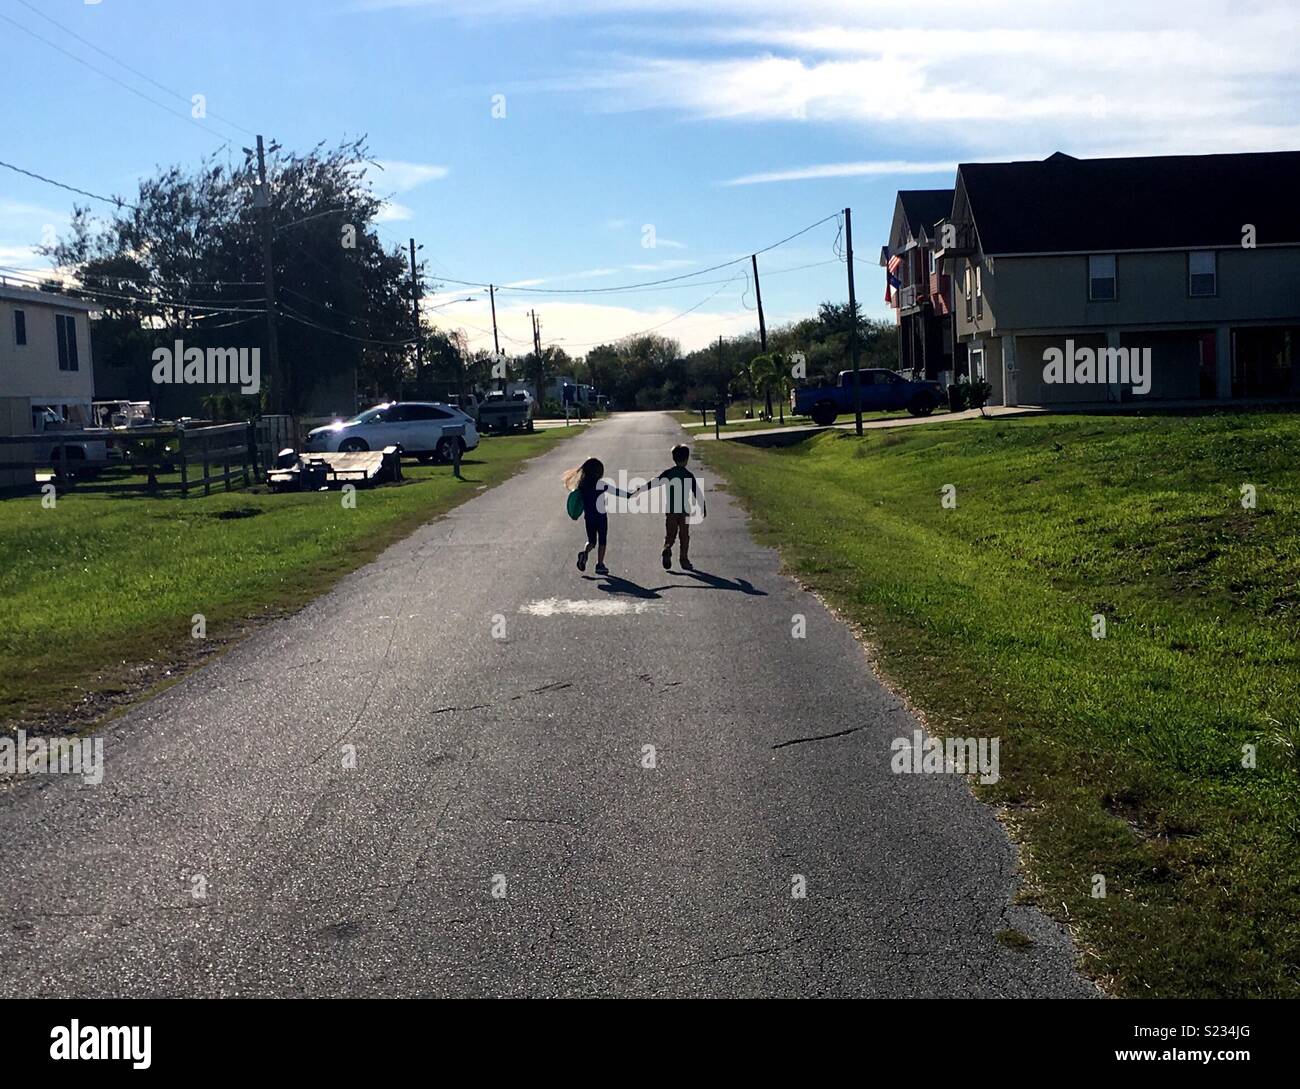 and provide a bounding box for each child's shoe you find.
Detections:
[661,549,672,570]
[577,550,588,571]
[595,562,609,575]
[680,557,695,571]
